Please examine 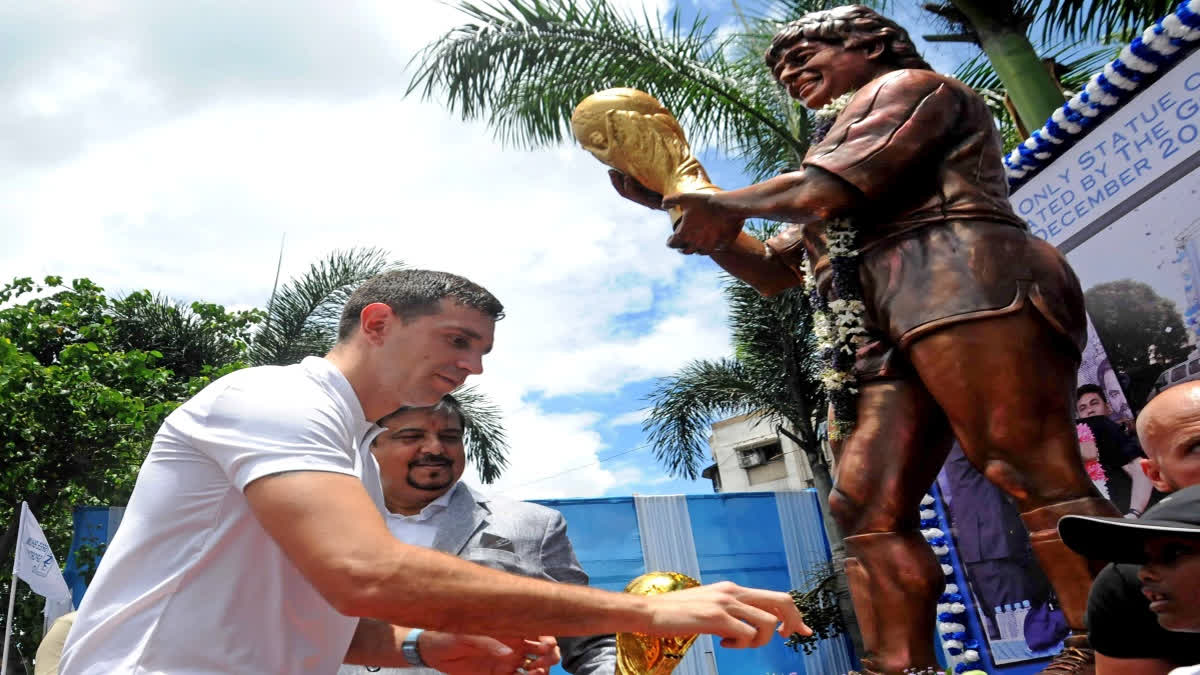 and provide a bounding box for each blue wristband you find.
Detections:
[401,628,426,667]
